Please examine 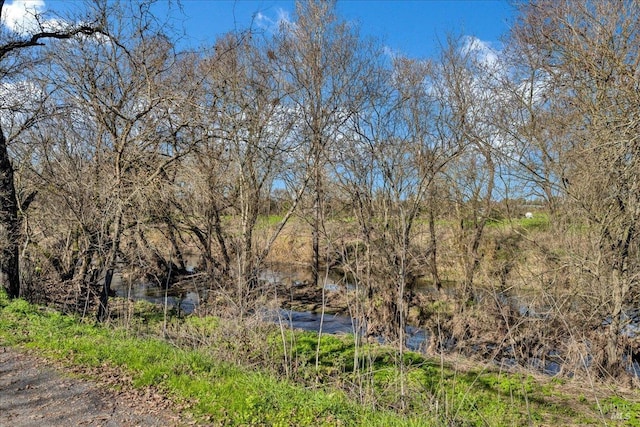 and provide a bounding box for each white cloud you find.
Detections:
[276,9,292,27]
[461,36,500,71]
[255,8,294,33]
[1,0,46,34]
[0,80,45,136]
[254,11,267,25]
[0,80,43,108]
